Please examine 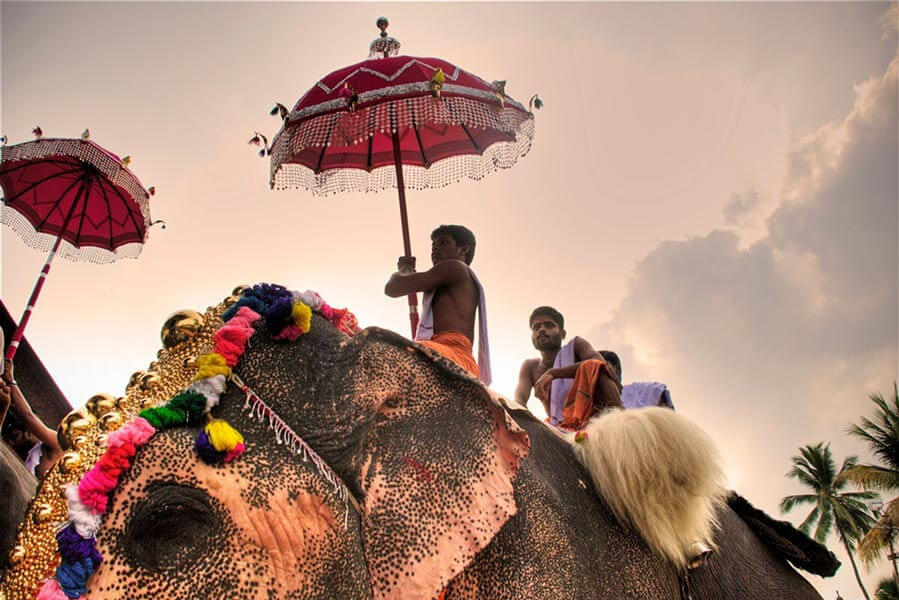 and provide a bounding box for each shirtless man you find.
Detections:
[514,306,620,428]
[384,224,491,383]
